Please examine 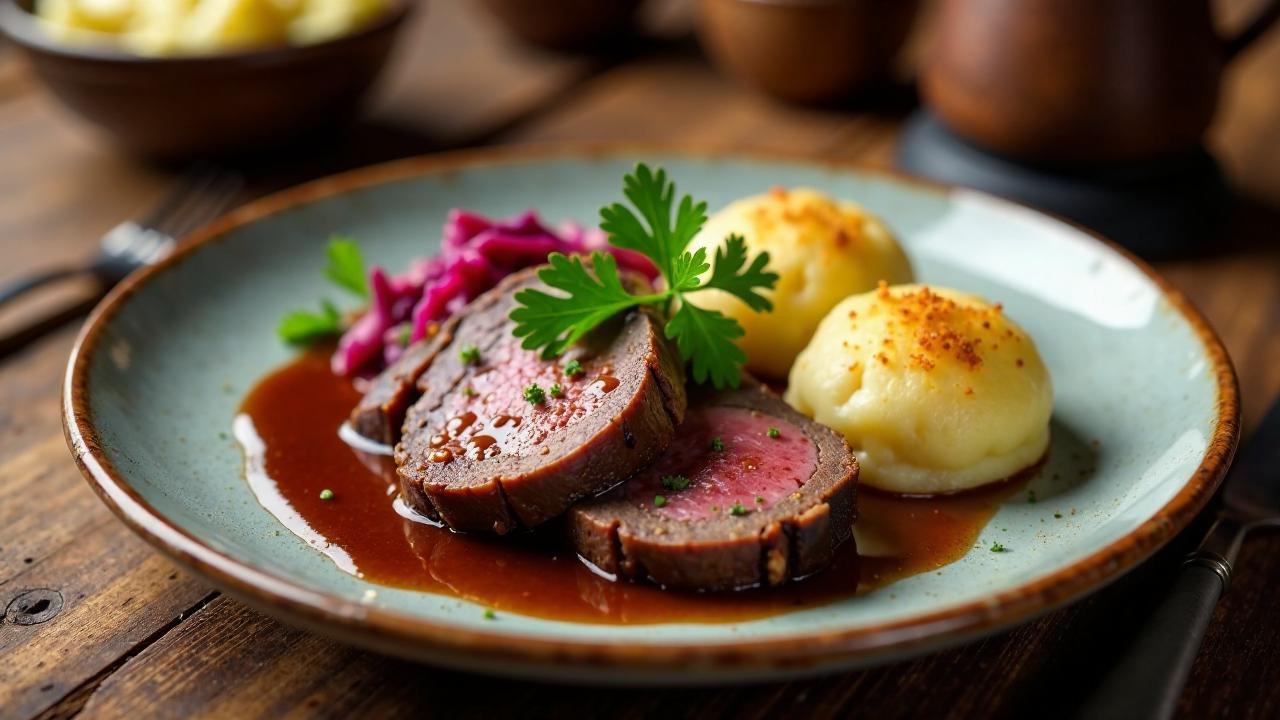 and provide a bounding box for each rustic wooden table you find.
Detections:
[2,2,1278,718]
